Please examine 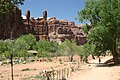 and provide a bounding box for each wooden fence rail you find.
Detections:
[39,62,80,80]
